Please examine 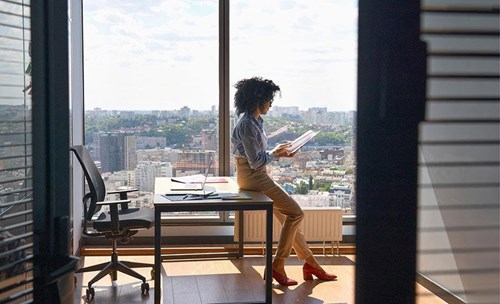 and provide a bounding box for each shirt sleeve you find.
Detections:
[238,120,276,170]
